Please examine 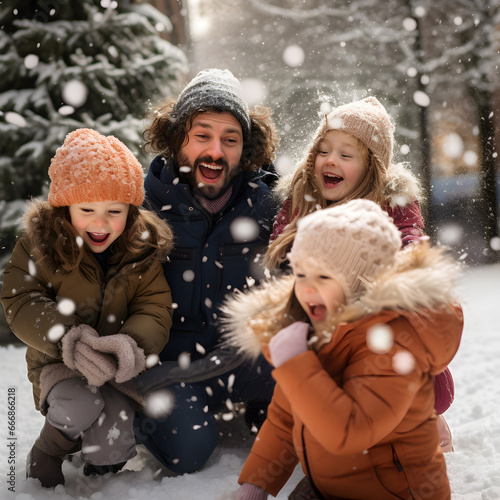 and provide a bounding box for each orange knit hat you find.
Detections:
[48,128,145,207]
